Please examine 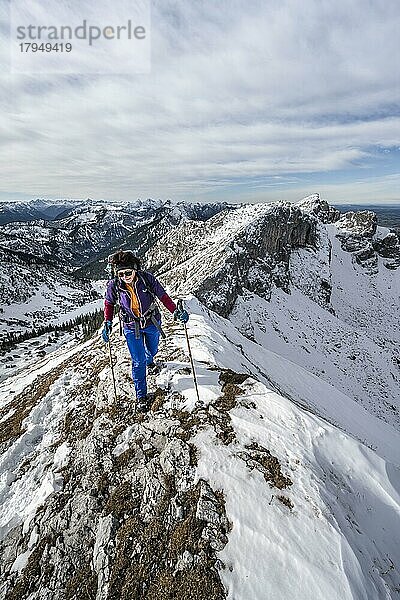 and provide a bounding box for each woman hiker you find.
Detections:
[102,250,189,411]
